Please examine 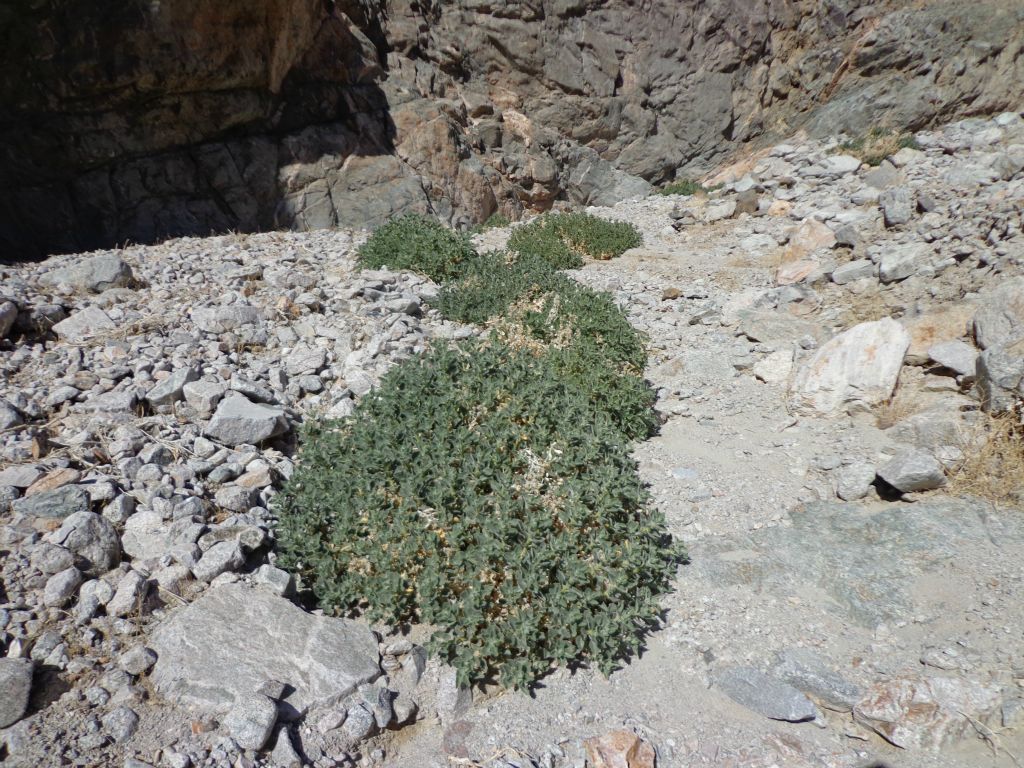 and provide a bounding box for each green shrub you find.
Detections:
[277,209,681,690]
[357,213,476,282]
[657,178,705,197]
[274,341,683,689]
[433,250,555,326]
[507,212,642,268]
